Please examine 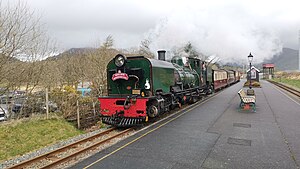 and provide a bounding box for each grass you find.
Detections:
[0,117,84,162]
[273,78,300,89]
